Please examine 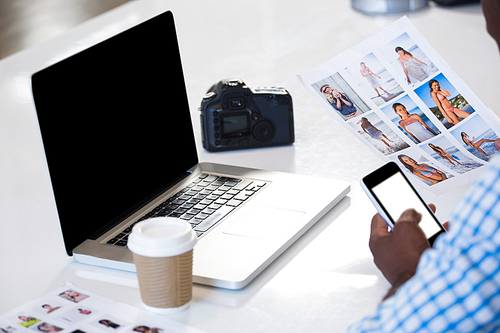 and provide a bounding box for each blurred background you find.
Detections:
[0,0,480,59]
[0,0,127,58]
